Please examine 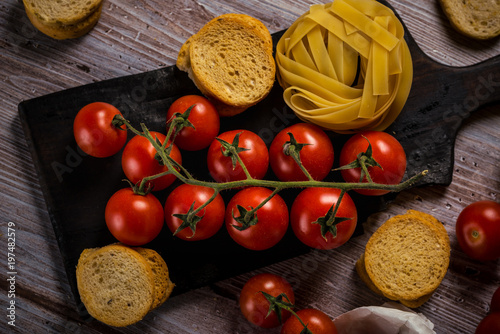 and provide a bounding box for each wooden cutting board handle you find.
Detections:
[386,18,500,187]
